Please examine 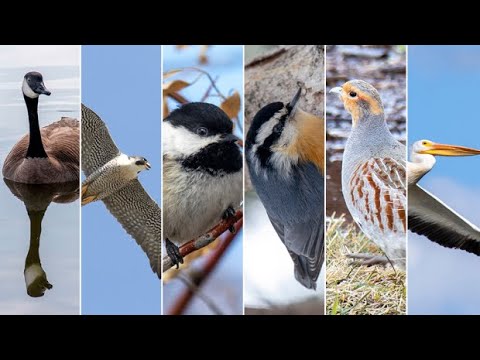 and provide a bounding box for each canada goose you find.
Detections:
[2,72,79,184]
[81,105,161,278]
